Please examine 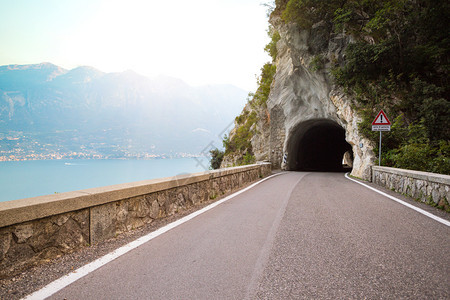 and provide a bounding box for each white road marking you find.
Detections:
[345,173,450,227]
[23,172,284,300]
